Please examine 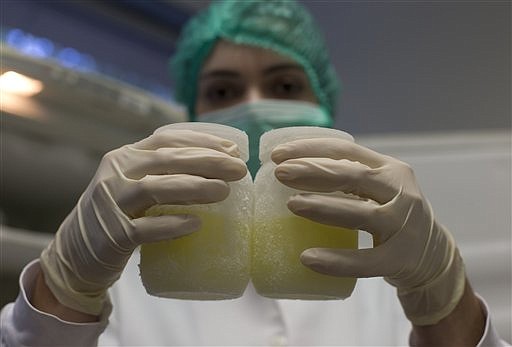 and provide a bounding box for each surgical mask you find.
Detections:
[198,100,333,177]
